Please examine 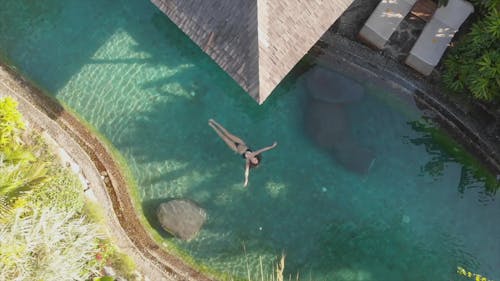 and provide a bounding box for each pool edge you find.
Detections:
[310,34,500,179]
[1,32,498,281]
[0,61,217,281]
